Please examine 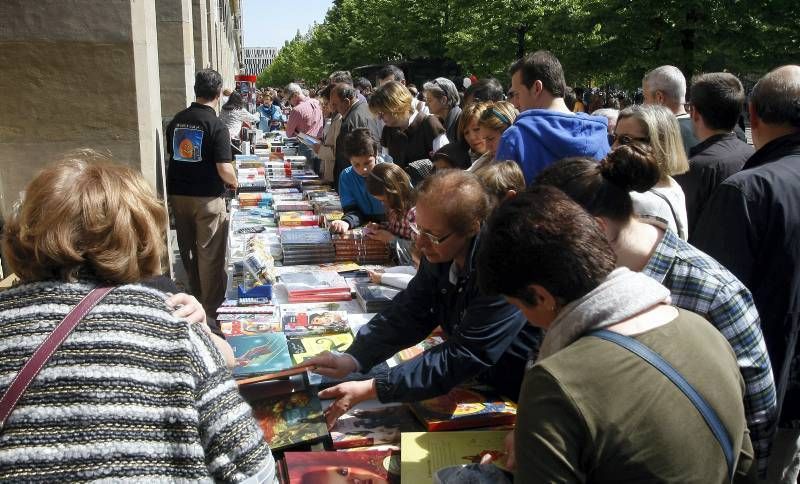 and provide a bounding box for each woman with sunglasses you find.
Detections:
[613,104,690,239]
[303,170,542,429]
